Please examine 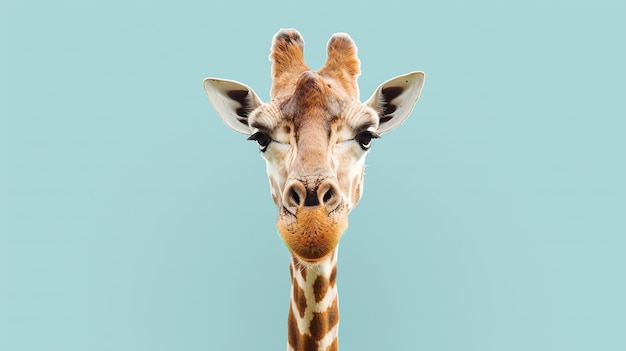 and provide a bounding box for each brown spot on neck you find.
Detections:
[292,278,307,319]
[287,297,339,350]
[329,265,337,287]
[313,275,330,303]
[288,256,339,350]
[288,306,318,350]
[309,297,339,340]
